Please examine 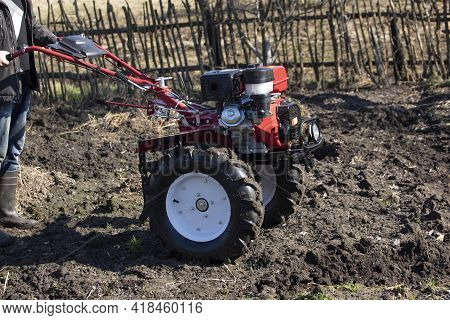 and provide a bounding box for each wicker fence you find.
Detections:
[35,0,450,101]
